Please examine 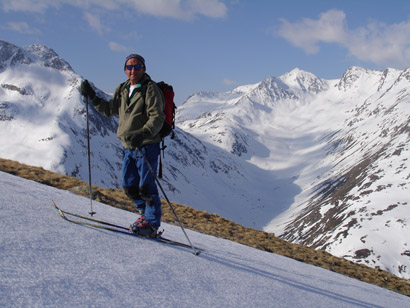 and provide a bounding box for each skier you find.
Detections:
[80,54,165,237]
